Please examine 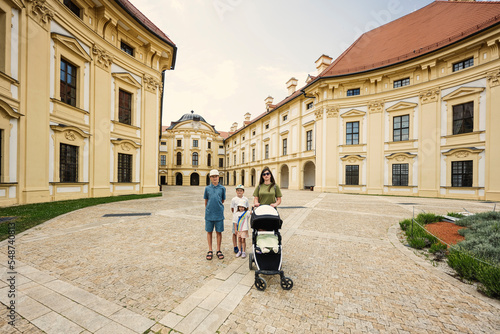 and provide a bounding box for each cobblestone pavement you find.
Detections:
[0,186,499,333]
